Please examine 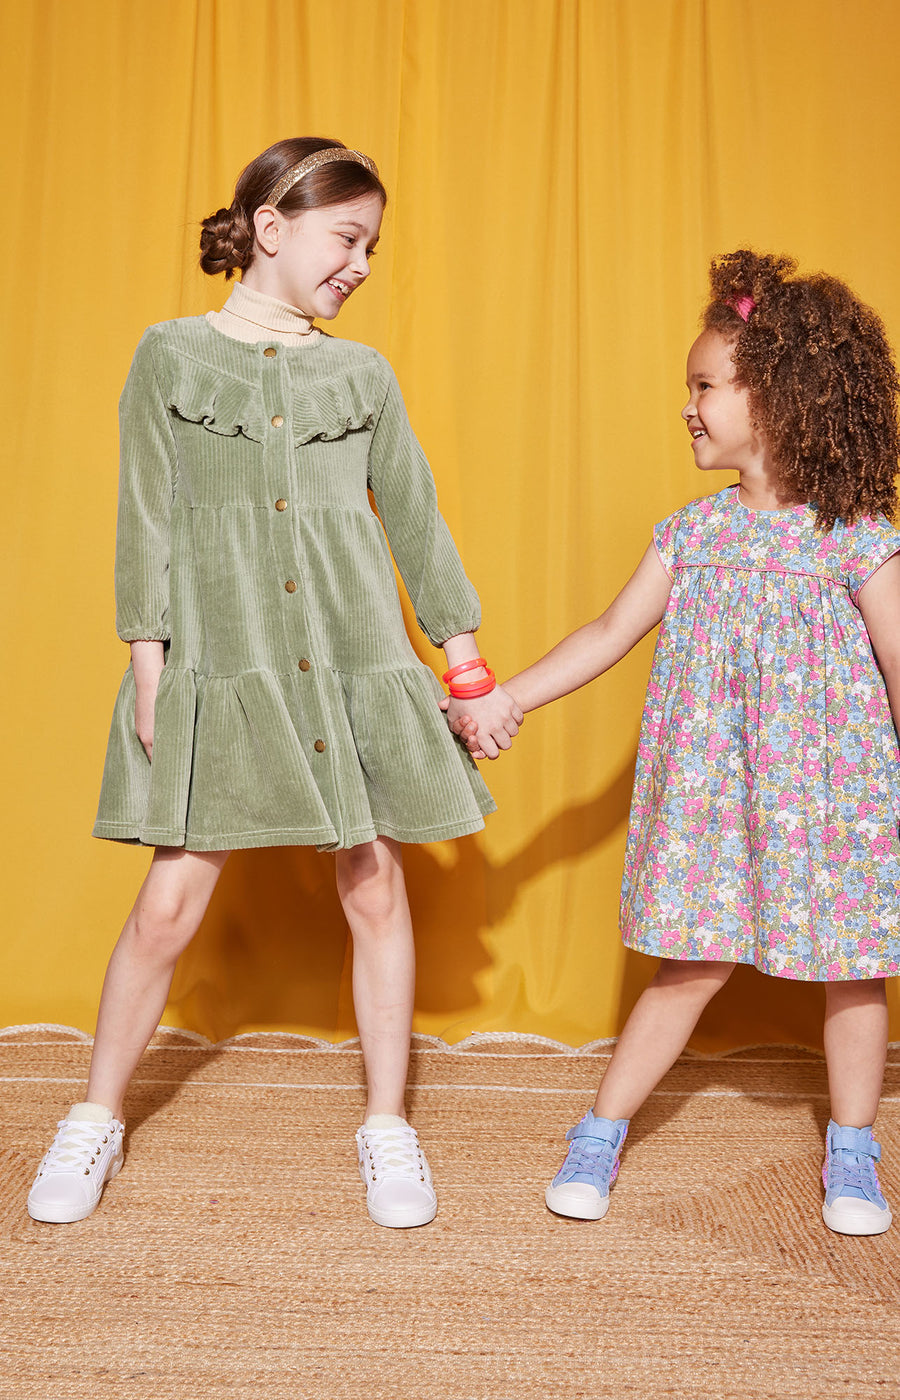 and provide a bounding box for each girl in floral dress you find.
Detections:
[458,249,900,1235]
